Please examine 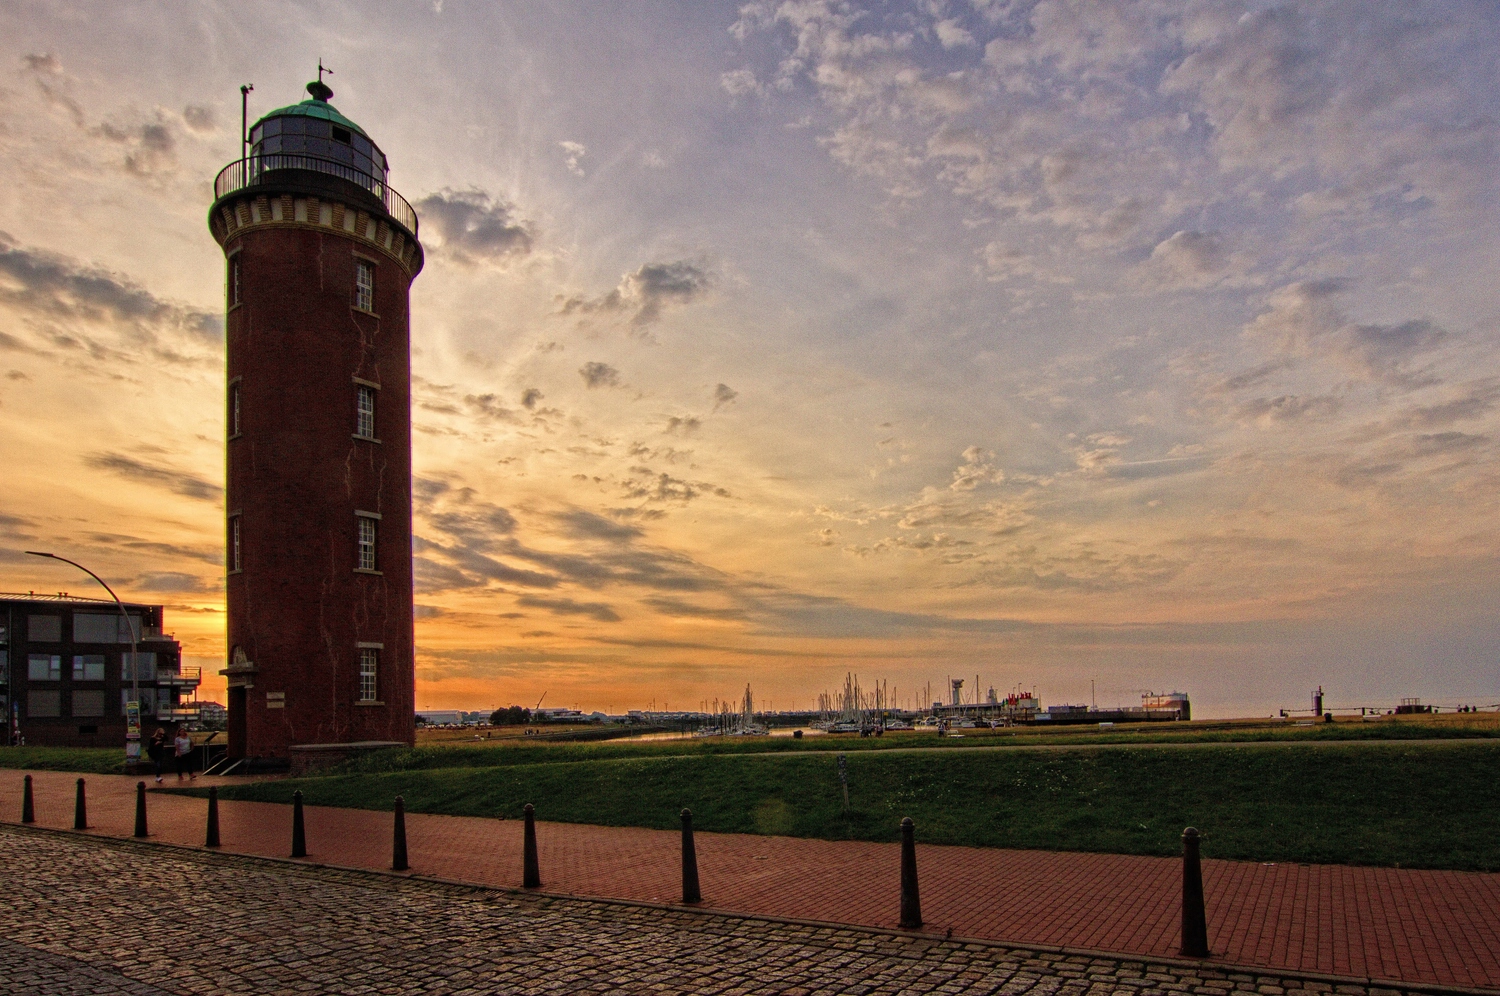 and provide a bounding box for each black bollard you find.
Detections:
[205,786,221,847]
[291,790,306,858]
[522,802,541,888]
[21,774,34,824]
[1179,826,1210,957]
[899,816,923,929]
[74,778,88,830]
[134,781,148,837]
[681,808,701,903]
[392,796,409,871]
